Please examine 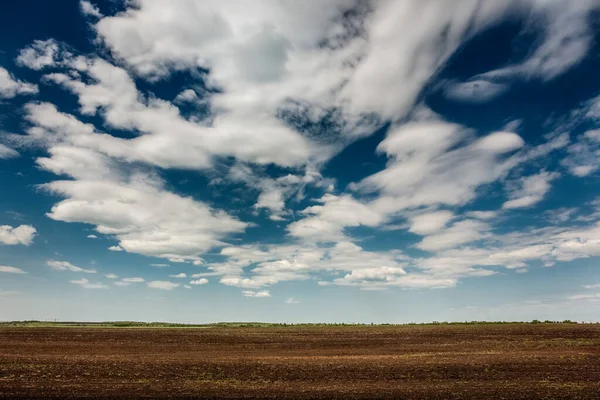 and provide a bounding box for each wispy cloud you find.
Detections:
[47,260,96,274]
[0,266,27,274]
[70,278,108,289]
[242,290,271,298]
[147,281,180,290]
